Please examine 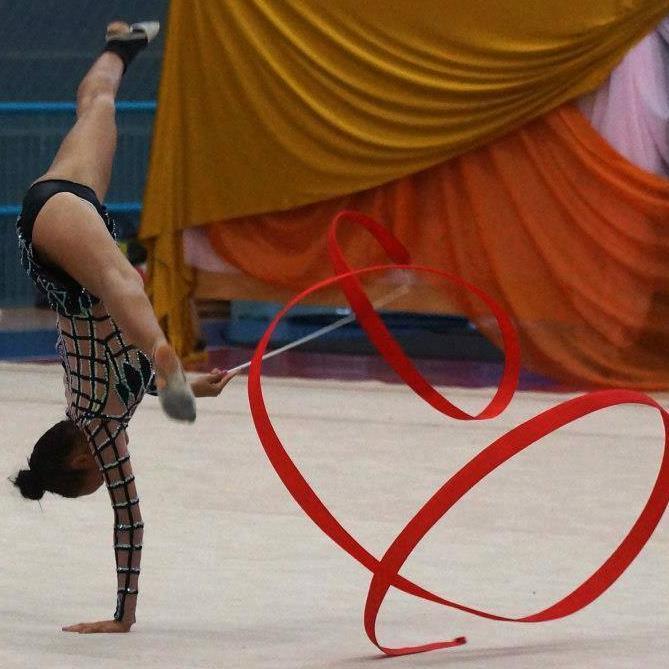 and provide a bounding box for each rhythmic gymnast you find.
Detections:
[11,21,234,633]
